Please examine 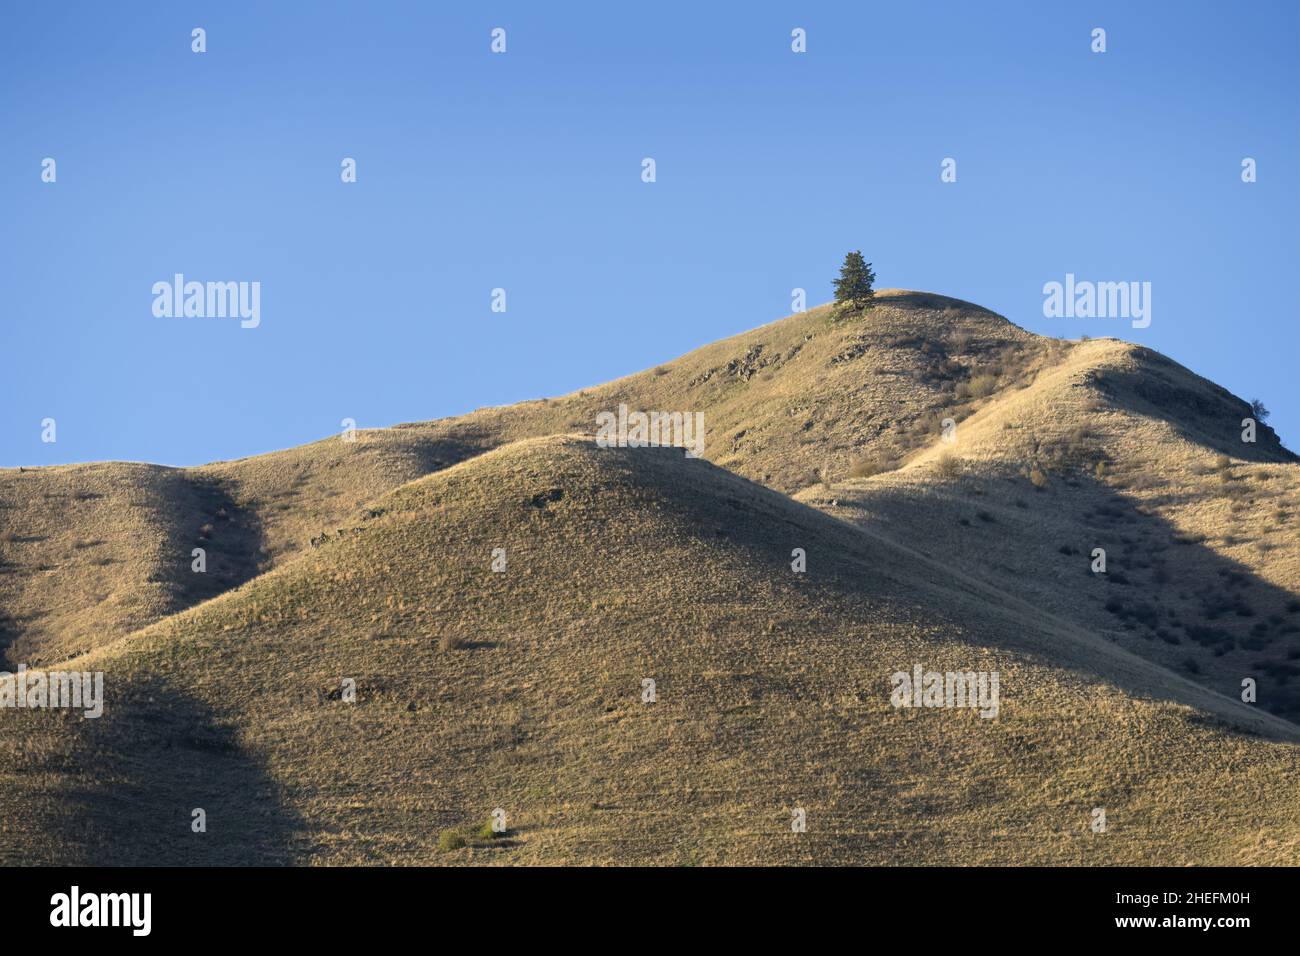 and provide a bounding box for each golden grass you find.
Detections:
[1,290,1296,865]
